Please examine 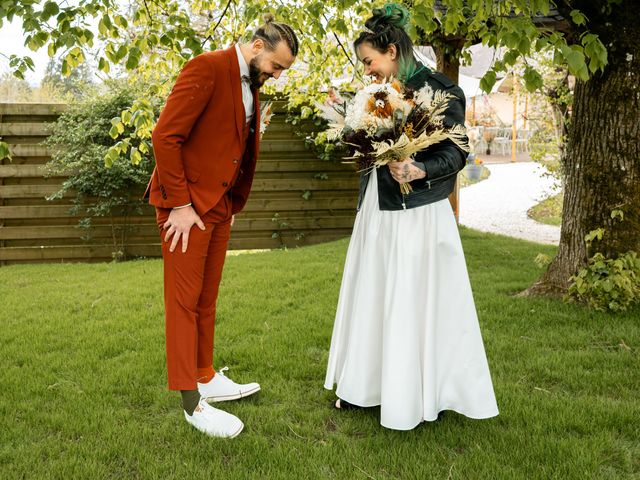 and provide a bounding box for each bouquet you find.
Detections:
[259,101,274,139]
[318,77,469,194]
